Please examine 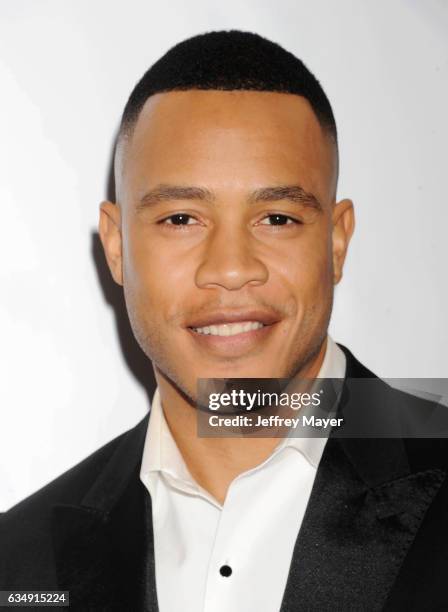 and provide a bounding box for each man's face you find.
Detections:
[101,90,353,401]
